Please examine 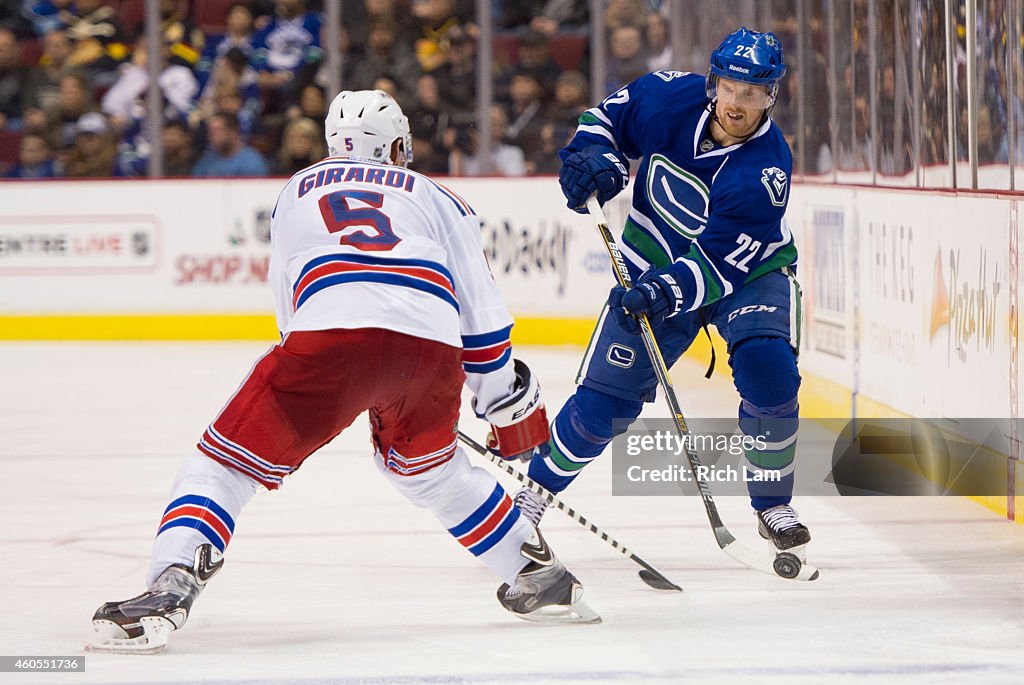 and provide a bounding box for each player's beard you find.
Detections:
[709,101,766,143]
